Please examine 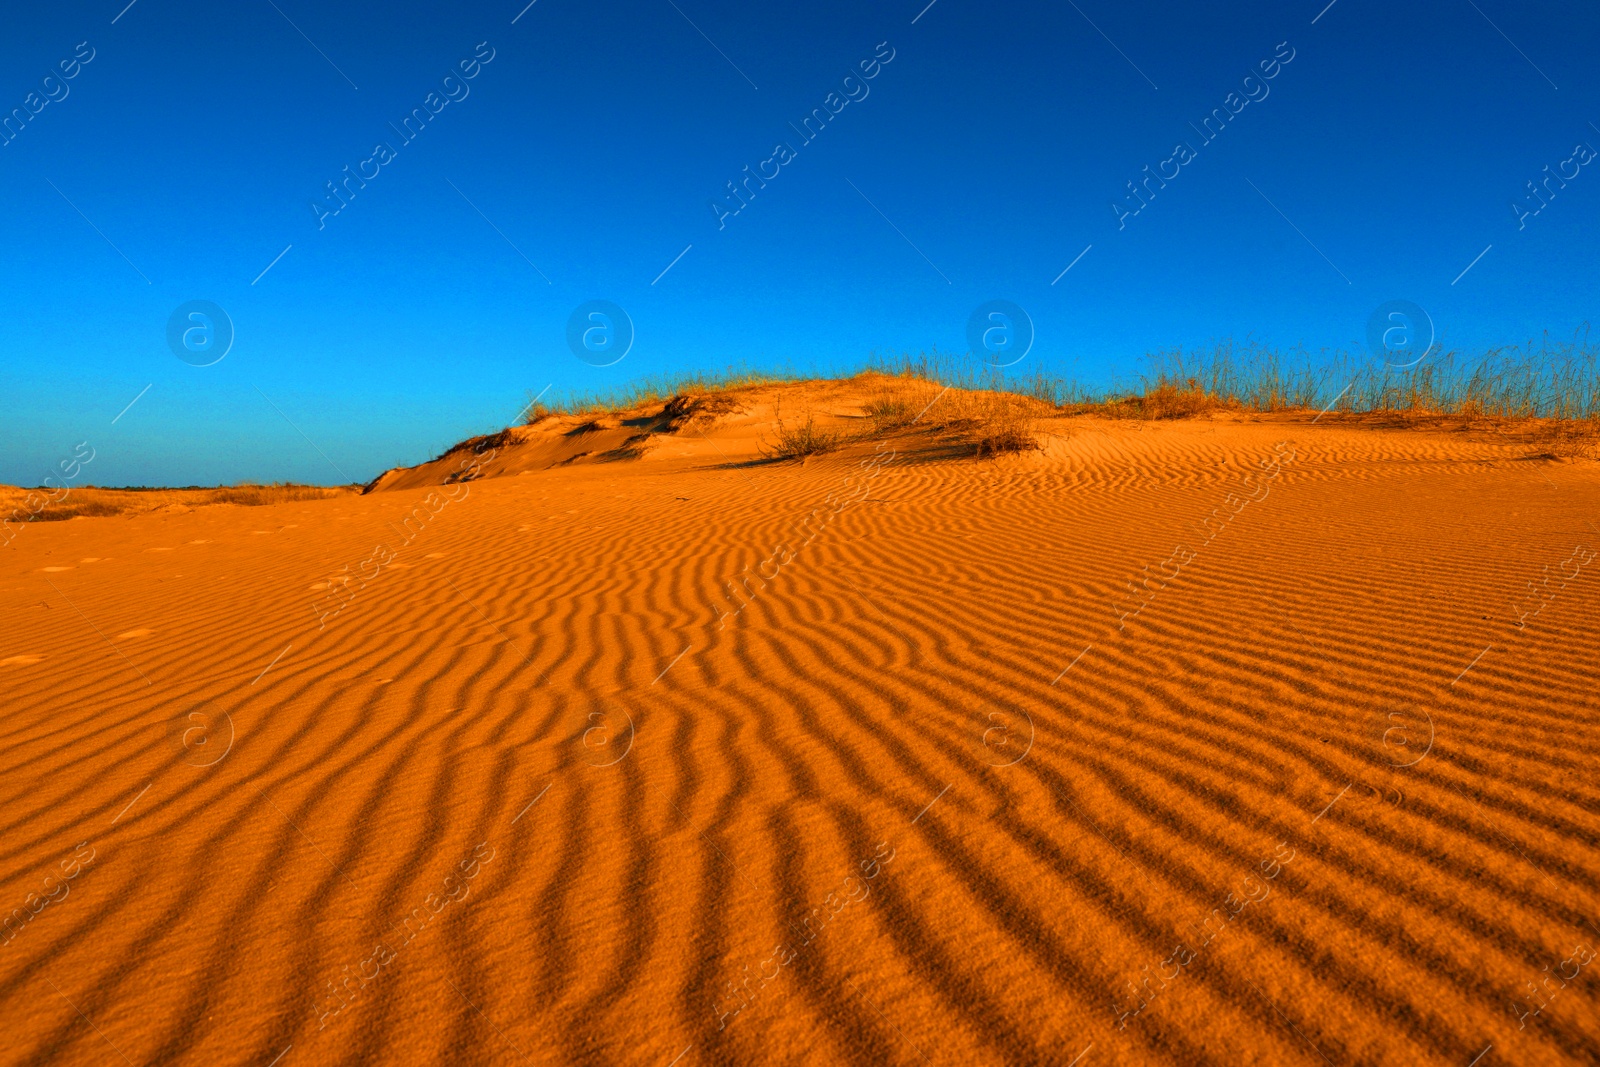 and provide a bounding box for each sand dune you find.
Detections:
[2,381,1598,1065]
